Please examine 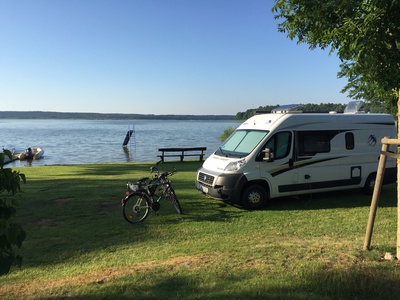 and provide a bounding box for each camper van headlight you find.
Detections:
[225,158,247,171]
